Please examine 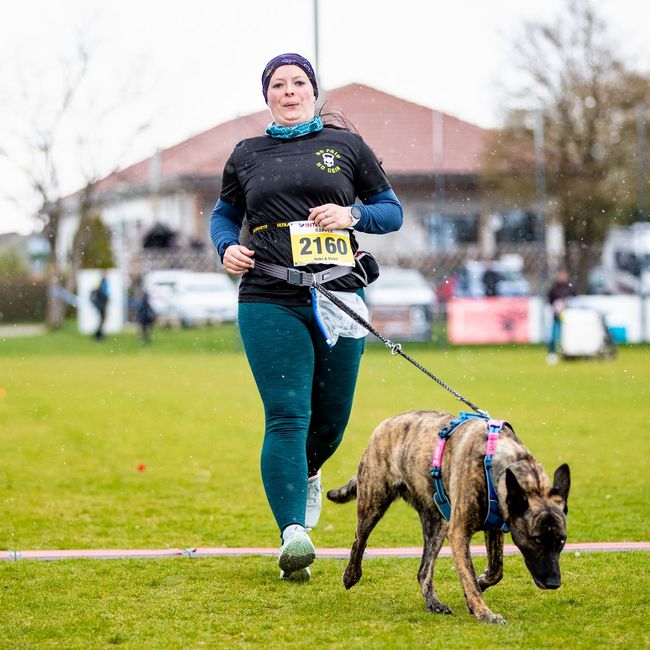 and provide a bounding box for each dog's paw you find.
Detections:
[477,611,506,624]
[427,602,453,615]
[477,572,502,592]
[342,569,361,590]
